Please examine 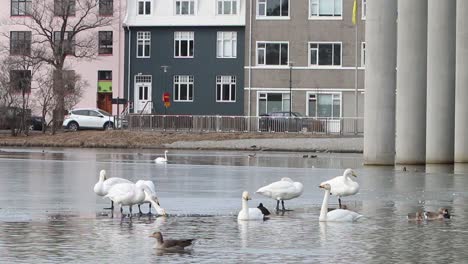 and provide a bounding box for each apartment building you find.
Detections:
[1,0,126,115]
[244,0,365,119]
[123,0,246,115]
